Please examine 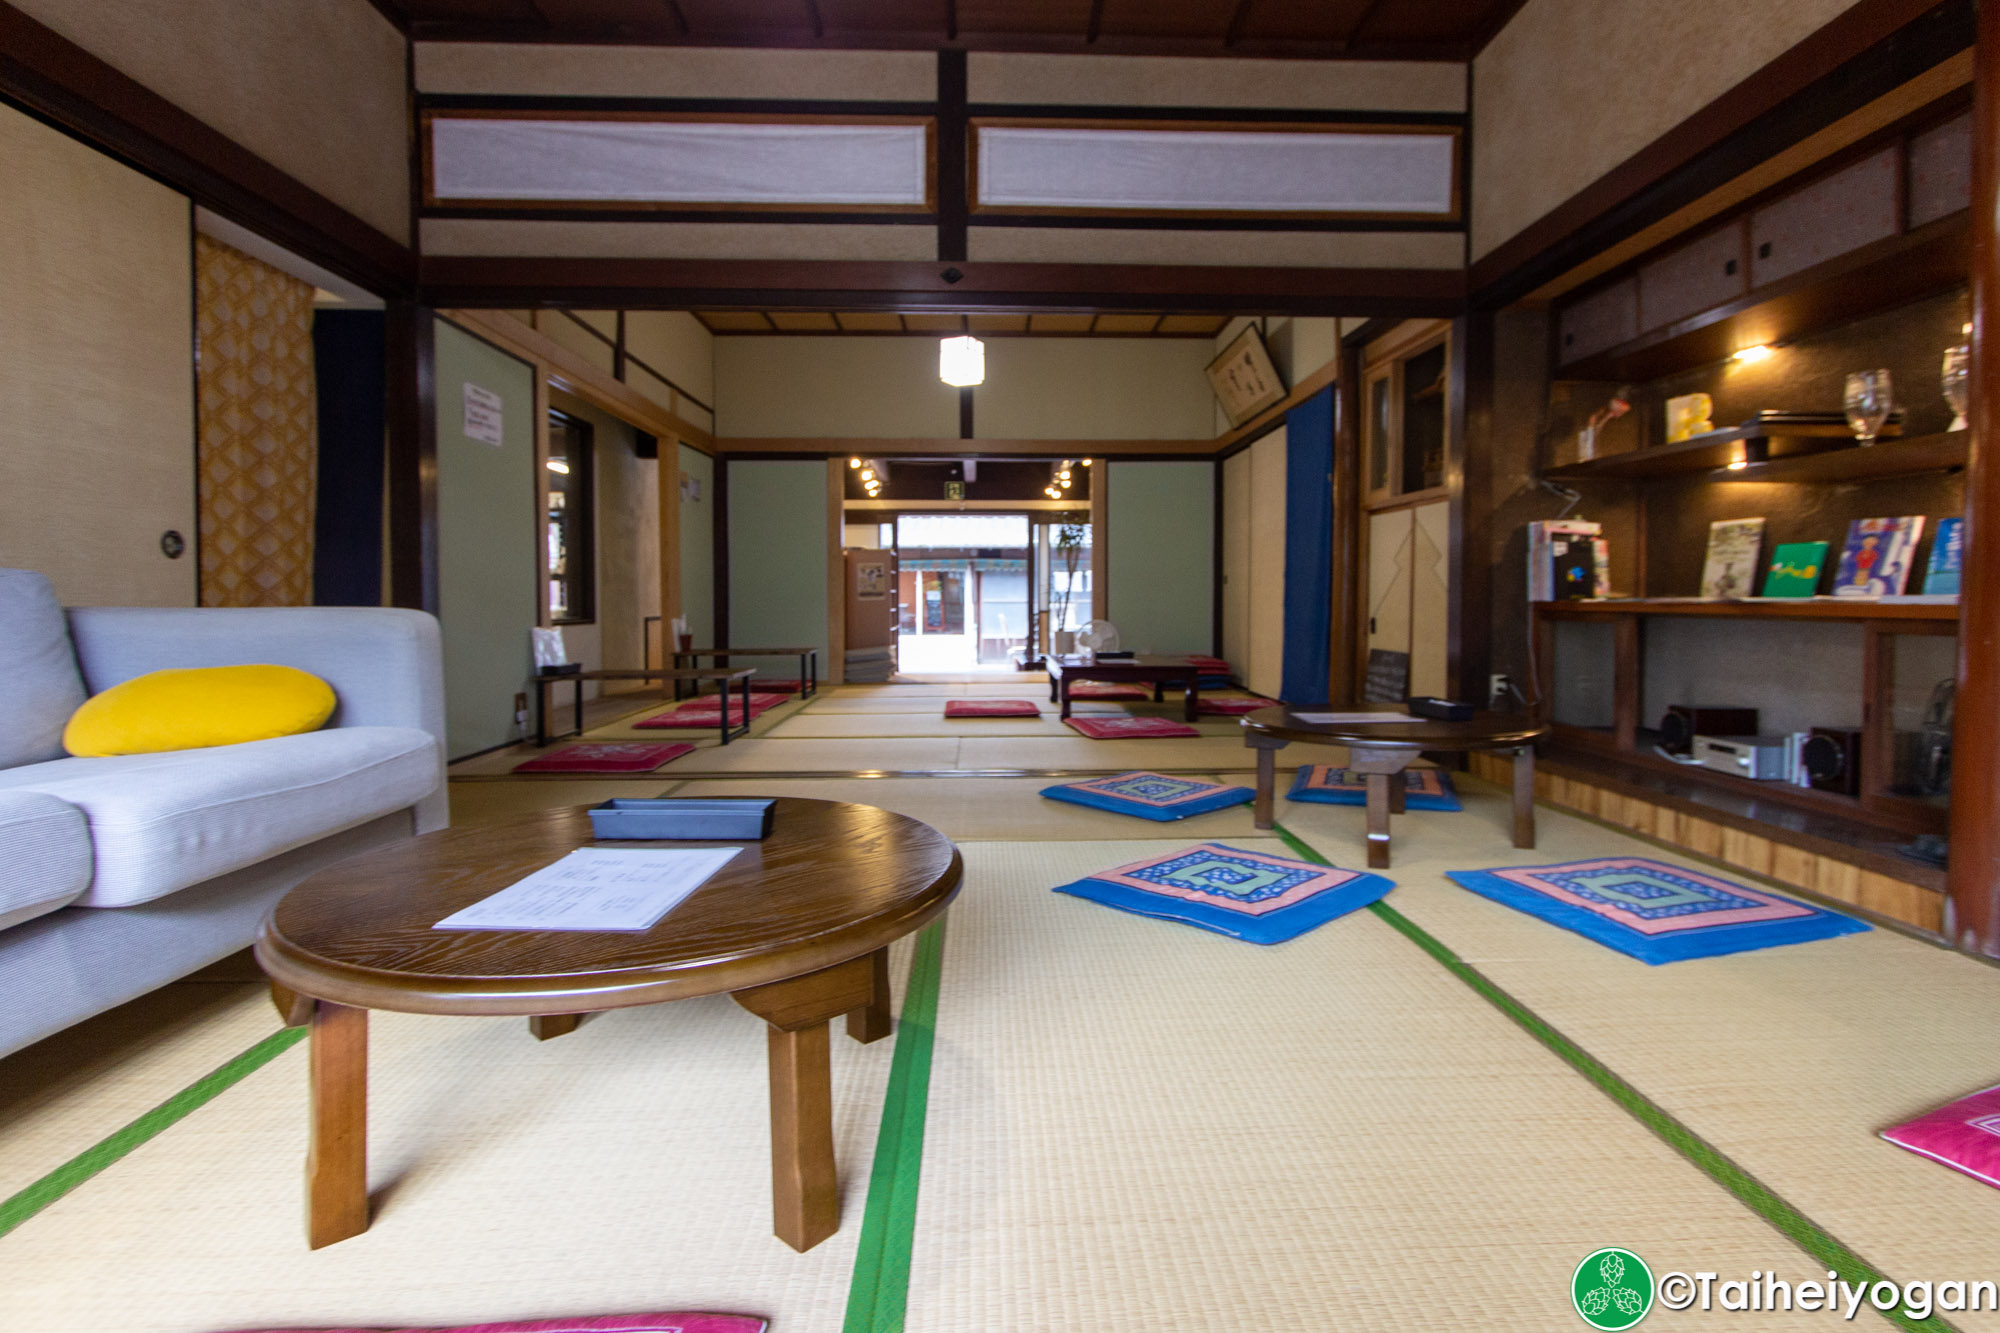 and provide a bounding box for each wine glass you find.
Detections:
[1942,345,1970,432]
[1844,369,1893,447]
